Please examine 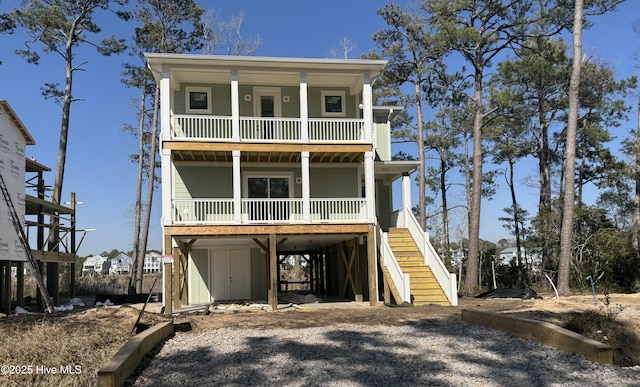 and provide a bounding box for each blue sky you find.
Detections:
[0,0,638,256]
